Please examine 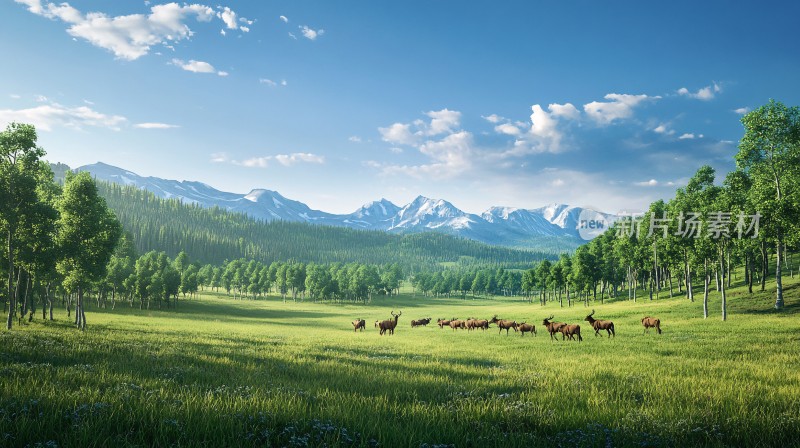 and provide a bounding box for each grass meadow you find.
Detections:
[2,277,800,447]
